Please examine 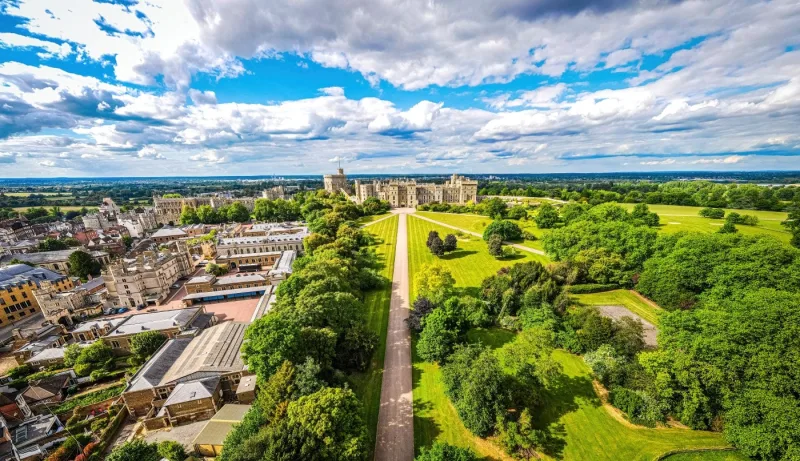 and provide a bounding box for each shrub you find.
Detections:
[157,440,187,461]
[699,207,725,219]
[483,220,522,241]
[443,234,458,252]
[521,231,537,241]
